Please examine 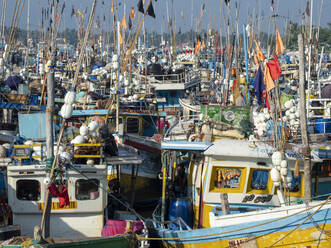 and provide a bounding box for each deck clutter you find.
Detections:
[0,0,329,247]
